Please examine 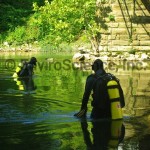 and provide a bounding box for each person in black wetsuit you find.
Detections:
[74,59,125,119]
[19,57,37,77]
